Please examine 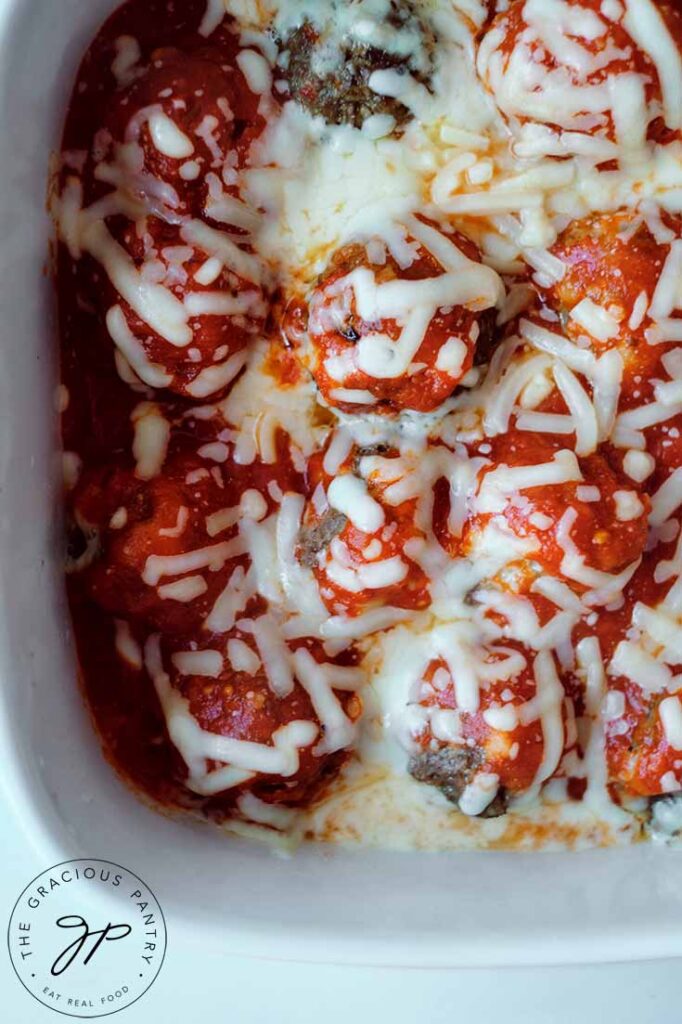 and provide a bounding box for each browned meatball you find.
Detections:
[278,0,436,130]
[283,217,497,414]
[409,747,509,818]
[66,444,302,635]
[67,453,243,635]
[161,633,363,805]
